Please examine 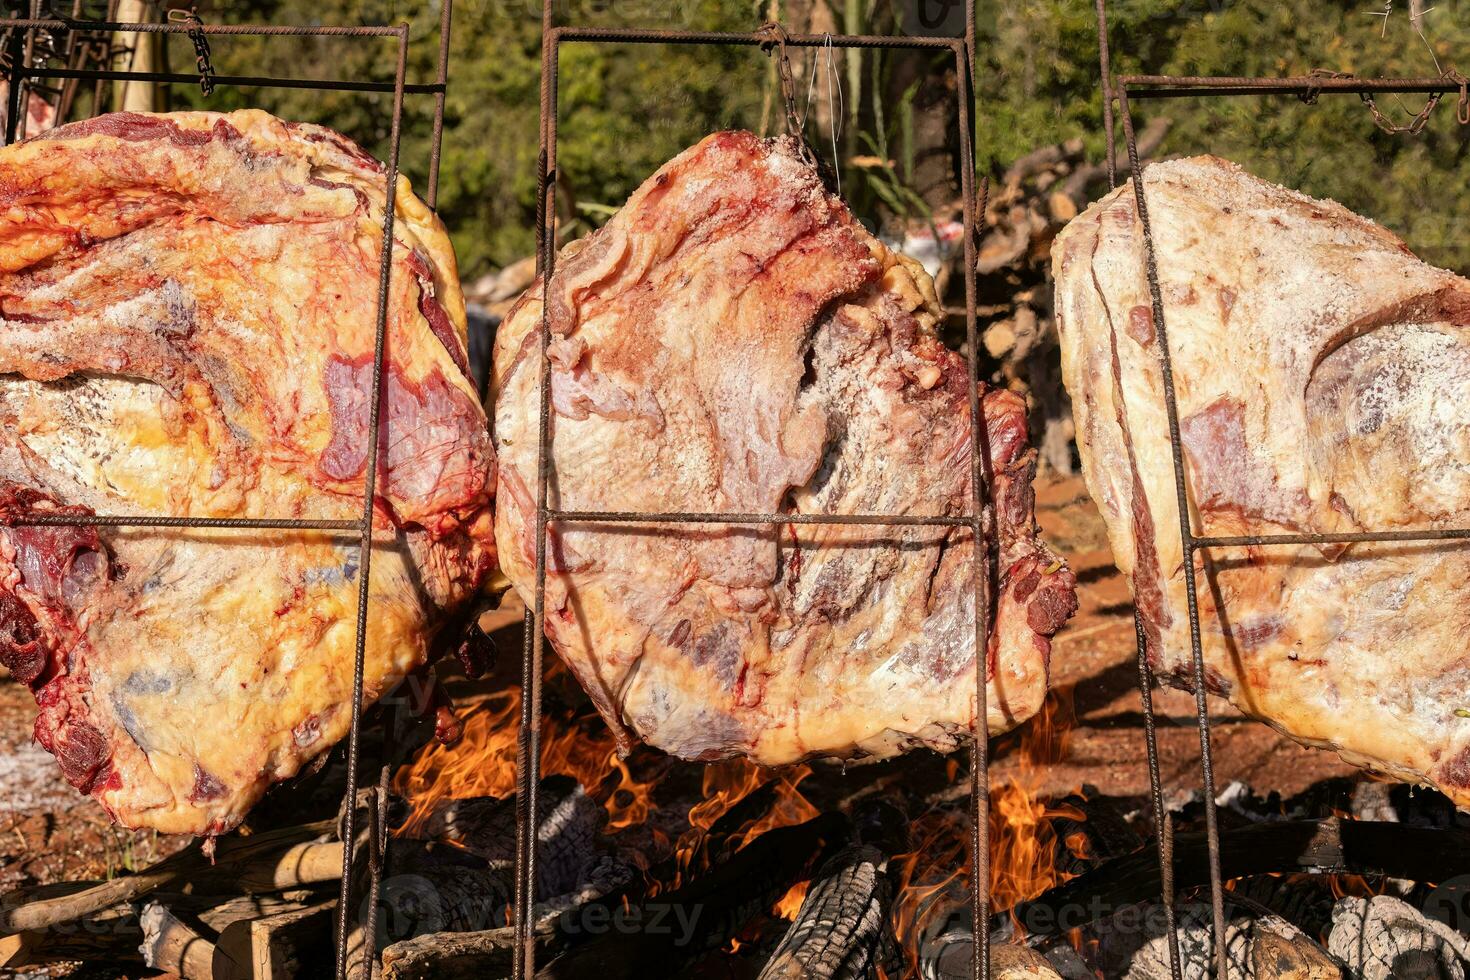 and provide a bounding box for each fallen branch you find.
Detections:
[140,901,219,979]
[0,891,327,970]
[0,818,337,933]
